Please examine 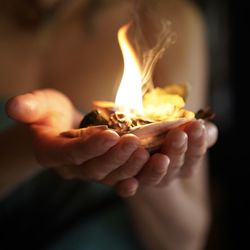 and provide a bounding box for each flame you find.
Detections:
[114,23,194,122]
[115,23,143,115]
